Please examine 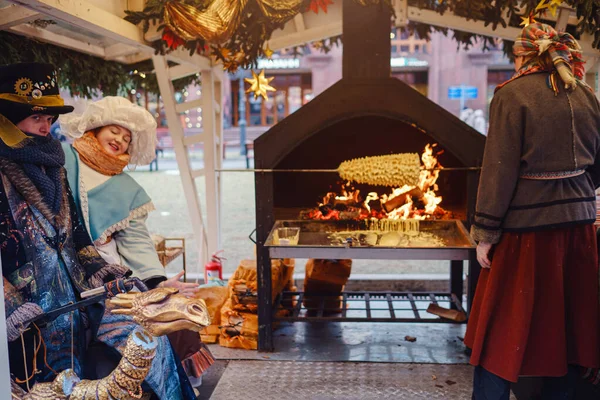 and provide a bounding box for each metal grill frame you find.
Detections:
[274,291,466,323]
